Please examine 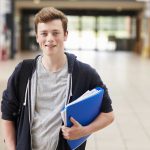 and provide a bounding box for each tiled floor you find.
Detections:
[0,50,150,150]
